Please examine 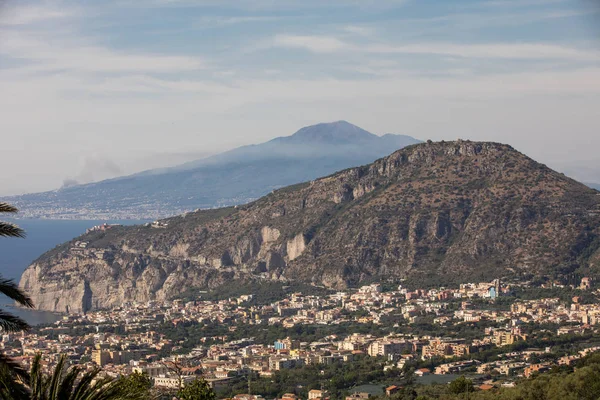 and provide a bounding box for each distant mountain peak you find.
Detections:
[288,121,377,144]
[2,121,421,219]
